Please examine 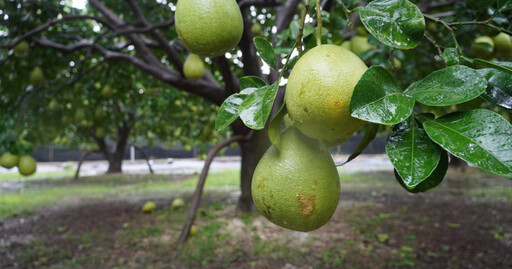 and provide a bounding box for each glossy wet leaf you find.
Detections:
[386,119,442,187]
[268,104,287,149]
[215,87,259,132]
[239,83,279,130]
[350,66,414,125]
[358,0,425,49]
[471,59,512,75]
[405,65,487,106]
[215,94,243,132]
[338,124,378,166]
[394,151,448,193]
[424,109,512,178]
[253,37,277,70]
[478,64,512,109]
[240,76,266,90]
[442,48,459,66]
